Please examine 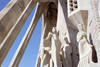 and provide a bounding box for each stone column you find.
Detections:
[0,0,32,43]
[0,0,37,65]
[9,2,49,67]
